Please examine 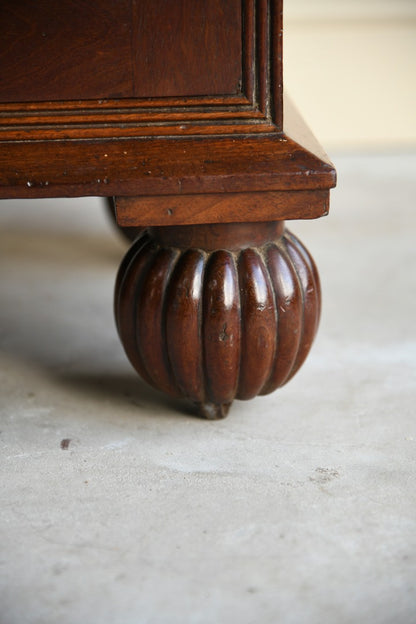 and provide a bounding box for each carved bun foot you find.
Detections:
[114,221,321,418]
